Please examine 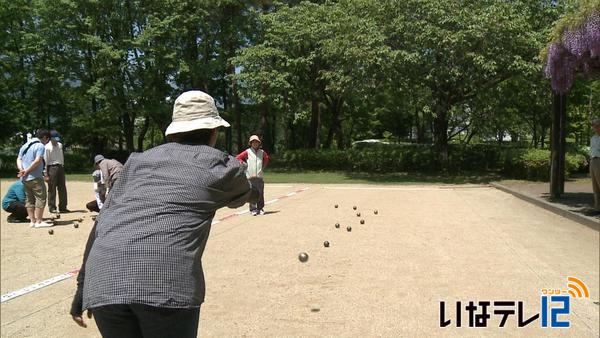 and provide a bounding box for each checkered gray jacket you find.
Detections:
[81,143,253,310]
